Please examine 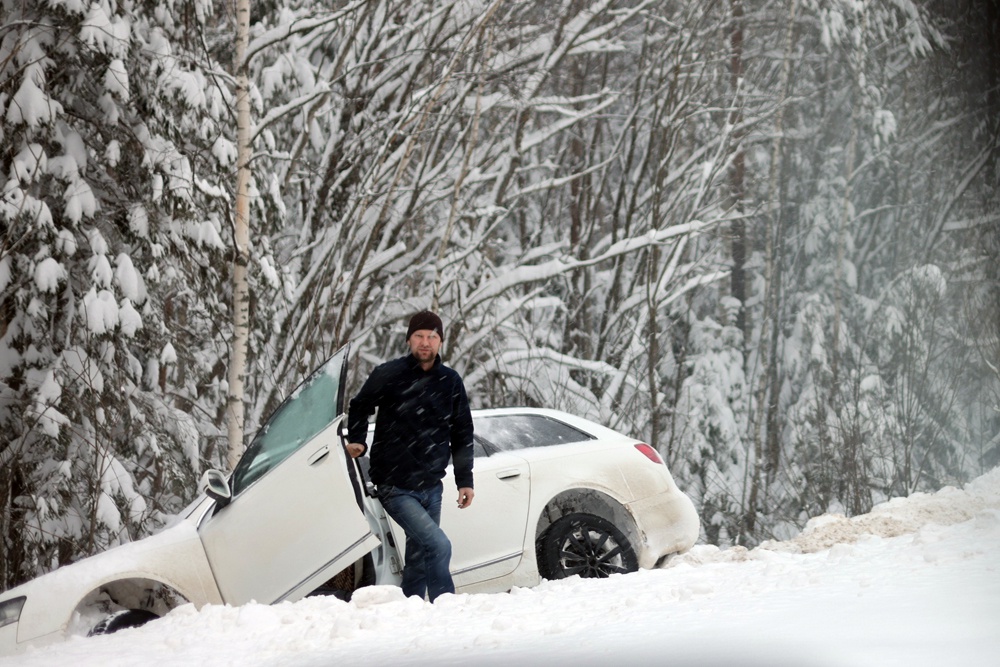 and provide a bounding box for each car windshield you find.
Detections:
[473,414,594,452]
[231,348,347,495]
